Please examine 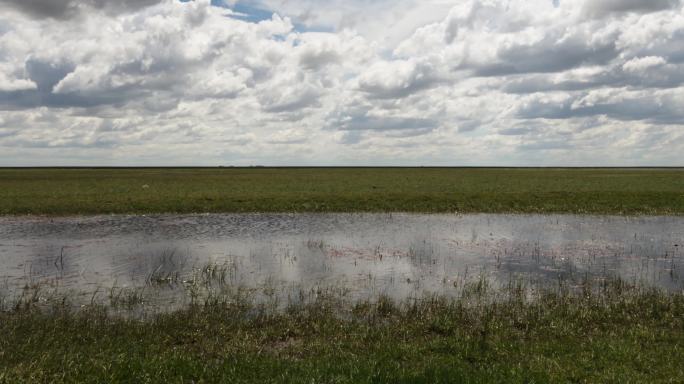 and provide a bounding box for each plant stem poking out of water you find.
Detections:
[1,277,683,382]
